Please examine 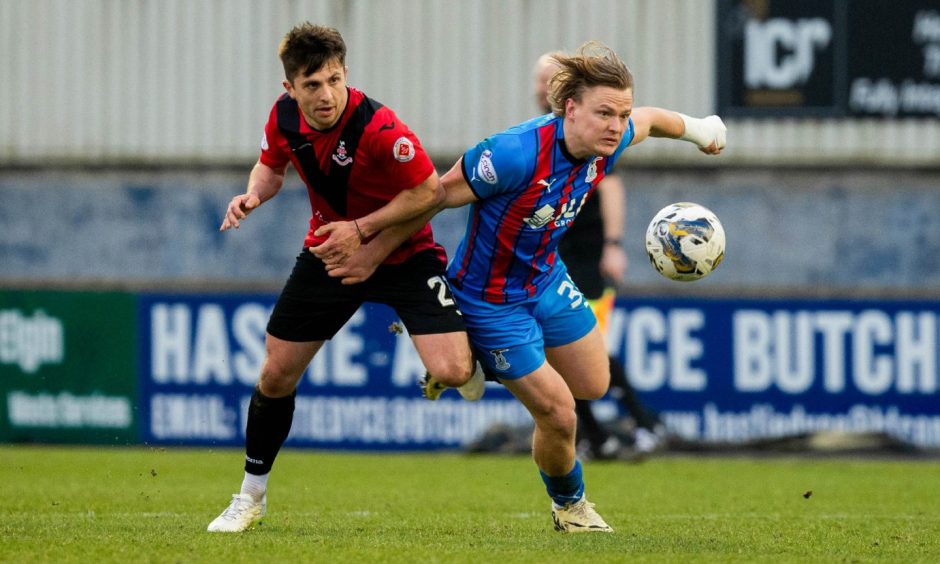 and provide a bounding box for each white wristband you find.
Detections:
[679,114,727,150]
